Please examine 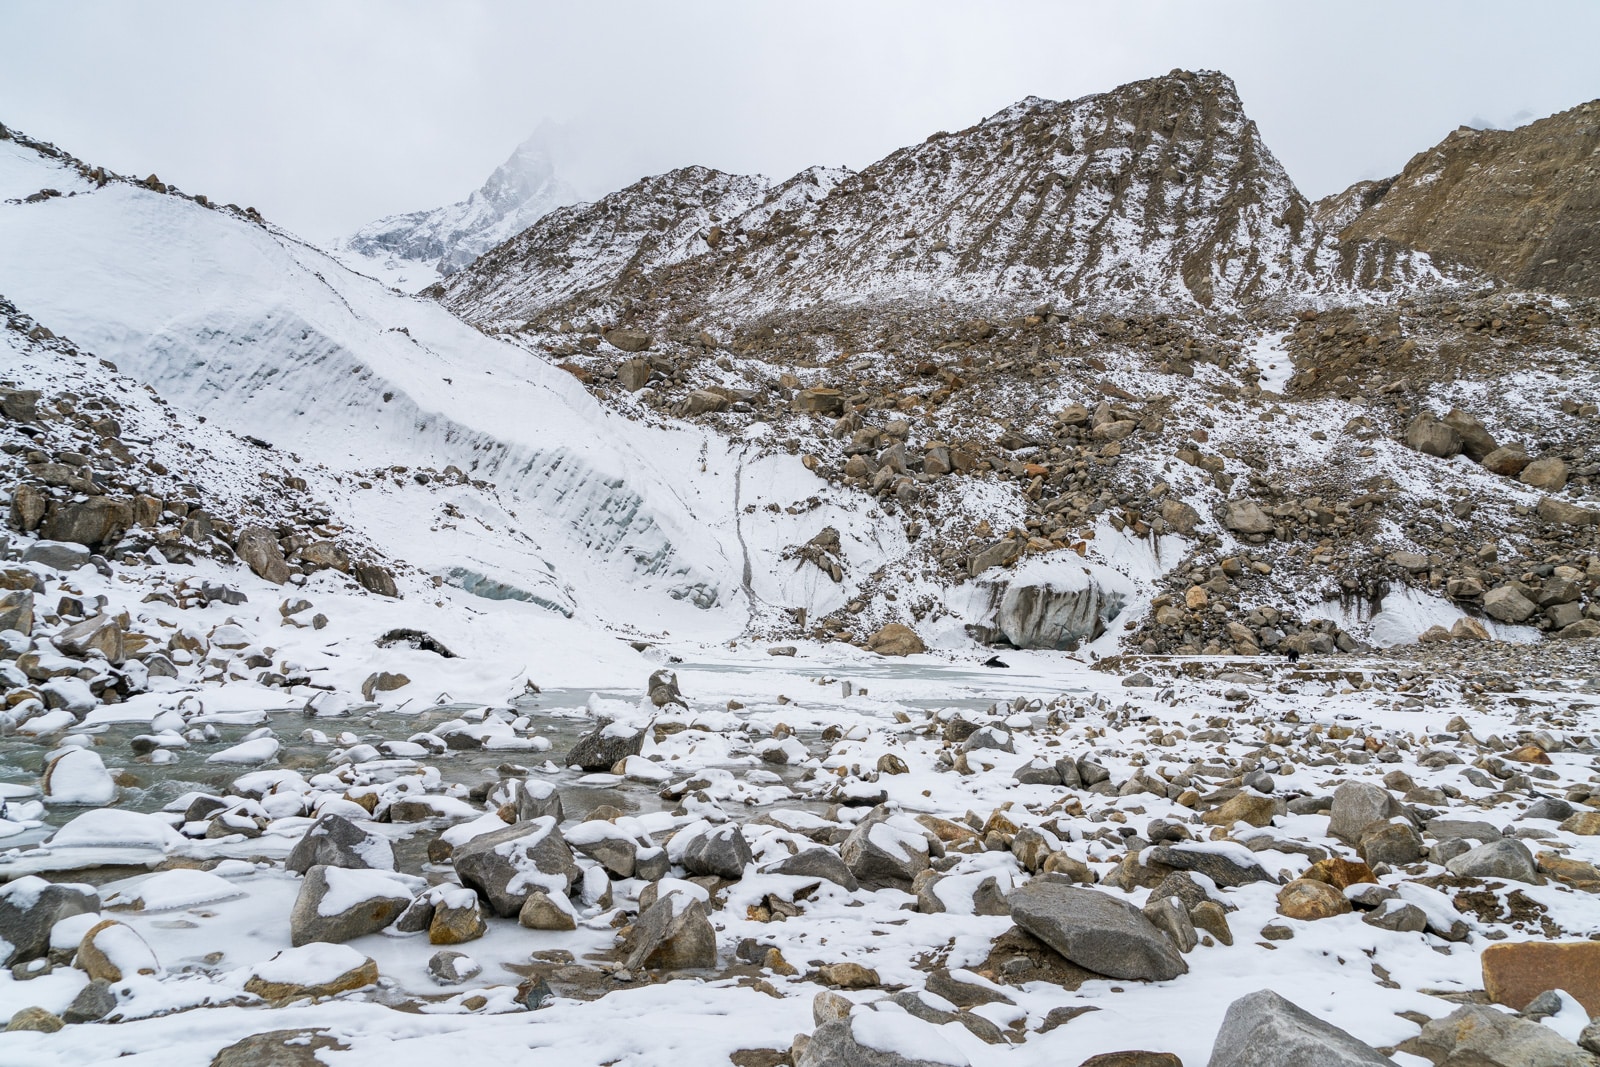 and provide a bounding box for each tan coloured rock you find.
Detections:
[1520,456,1569,491]
[866,623,926,657]
[1276,879,1351,921]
